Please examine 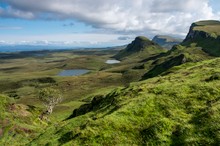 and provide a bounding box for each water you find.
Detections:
[105,59,120,64]
[58,69,89,76]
